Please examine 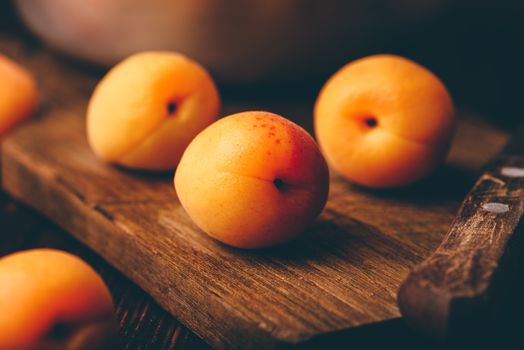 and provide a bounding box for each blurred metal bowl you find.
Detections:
[15,0,447,82]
